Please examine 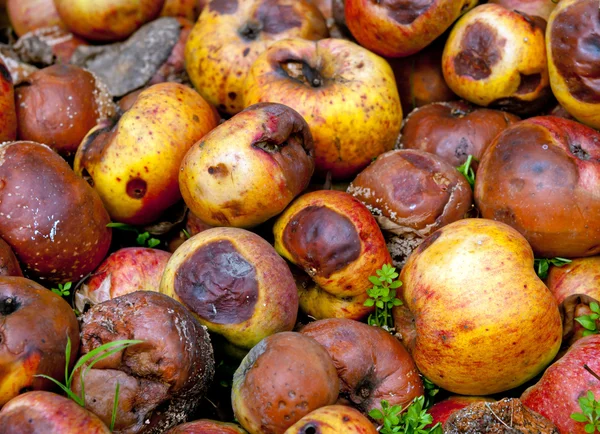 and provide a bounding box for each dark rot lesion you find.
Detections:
[454,21,505,80]
[283,206,361,278]
[126,177,147,199]
[210,0,239,14]
[257,0,302,34]
[379,0,435,25]
[174,239,259,324]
